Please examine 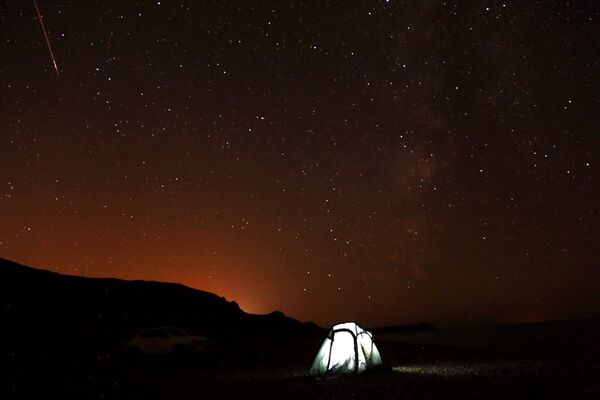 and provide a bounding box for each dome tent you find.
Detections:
[308,322,383,376]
